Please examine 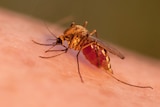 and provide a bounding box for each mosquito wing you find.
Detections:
[89,36,125,59]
